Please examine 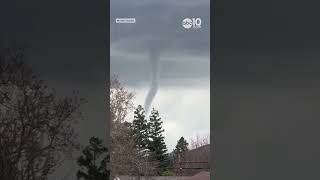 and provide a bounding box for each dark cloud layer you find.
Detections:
[111,0,210,87]
[23,48,109,180]
[1,0,109,178]
[25,48,108,86]
[111,55,209,87]
[0,0,108,47]
[215,0,320,55]
[214,0,320,179]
